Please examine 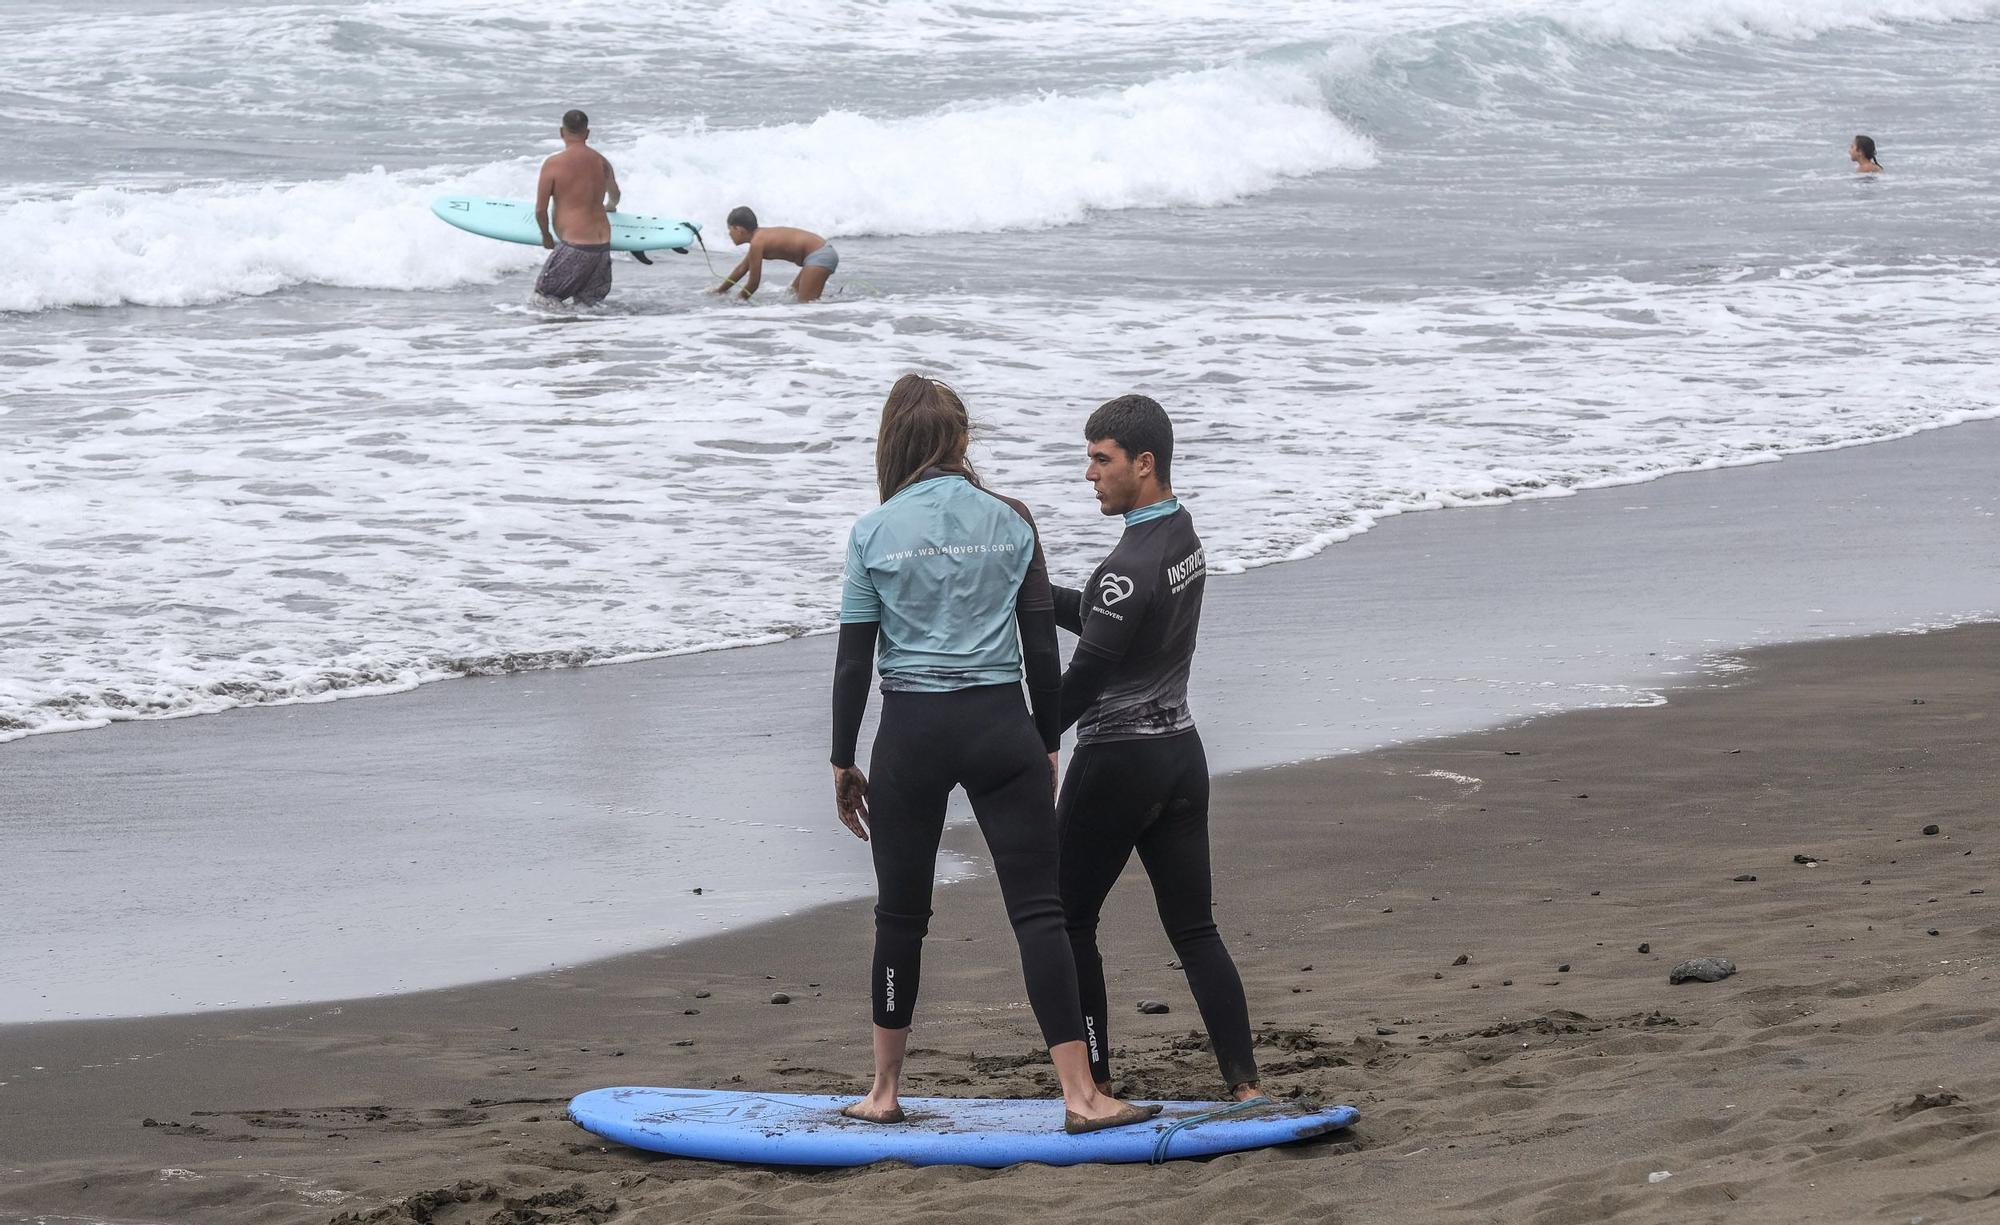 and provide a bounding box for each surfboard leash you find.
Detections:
[1148,1096,1277,1165]
[693,228,725,281]
[689,228,759,298]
